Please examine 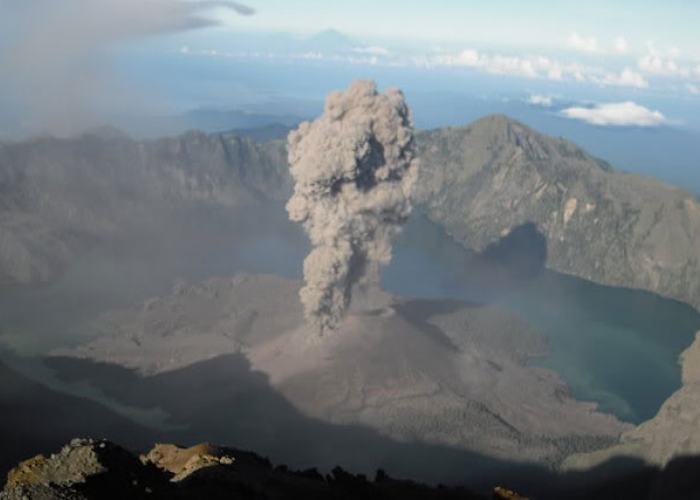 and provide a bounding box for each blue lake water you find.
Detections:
[1,206,698,425]
[384,214,700,423]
